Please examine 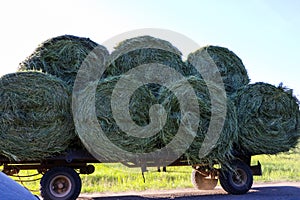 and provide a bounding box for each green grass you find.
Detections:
[2,146,299,194]
[81,146,300,193]
[80,164,192,193]
[251,148,300,182]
